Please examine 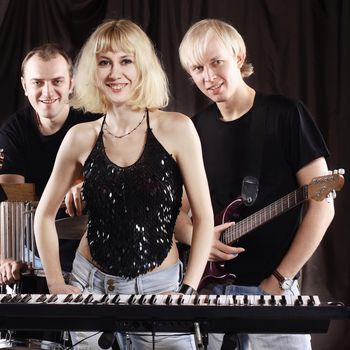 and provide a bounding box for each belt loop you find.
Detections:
[88,265,99,291]
[178,260,184,284]
[136,276,142,294]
